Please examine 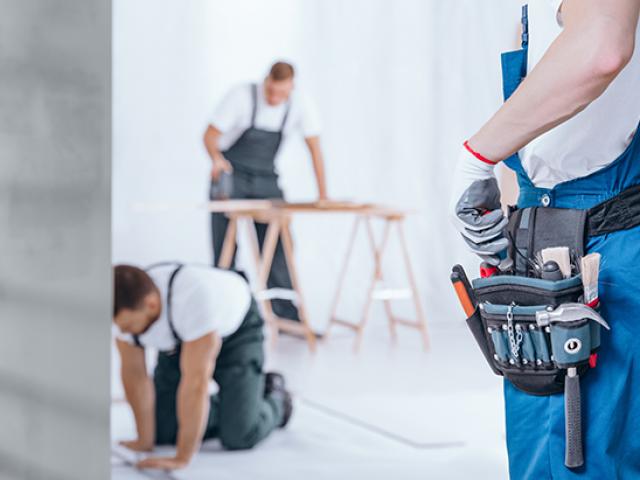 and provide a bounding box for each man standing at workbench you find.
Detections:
[451,0,640,478]
[204,61,327,323]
